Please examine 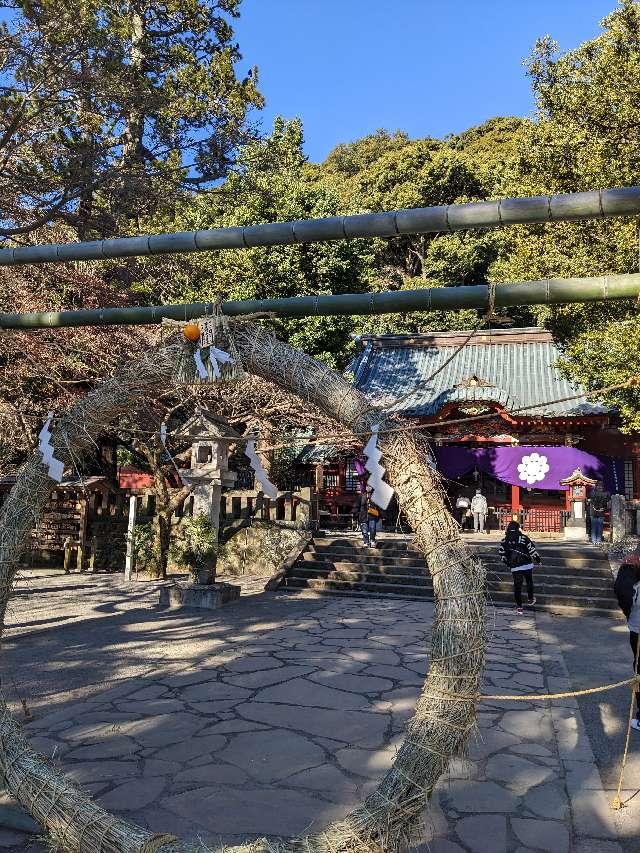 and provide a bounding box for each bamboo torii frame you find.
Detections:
[0,322,485,853]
